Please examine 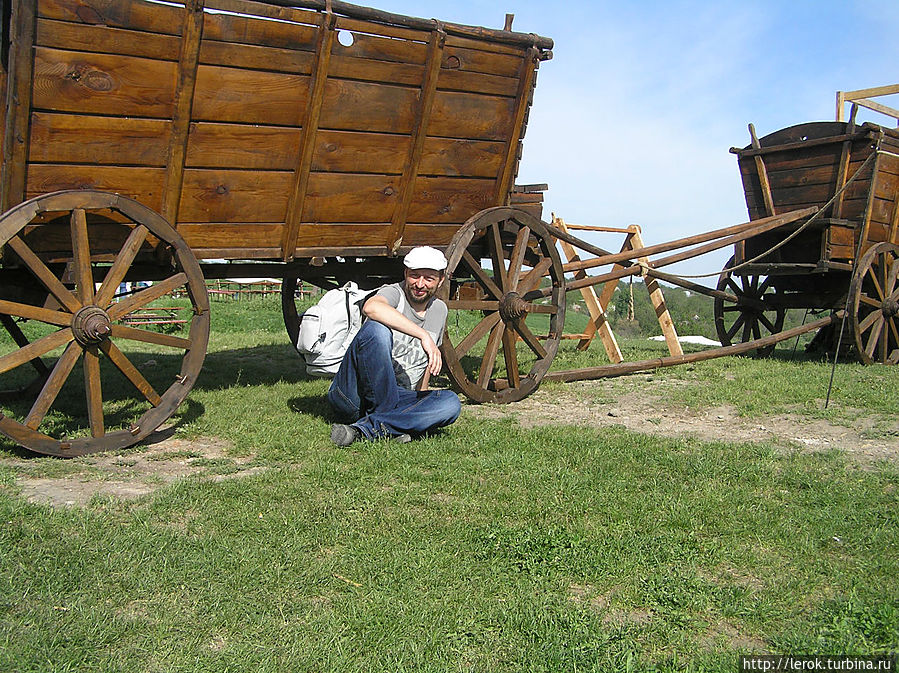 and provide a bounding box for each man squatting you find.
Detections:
[328,246,462,446]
